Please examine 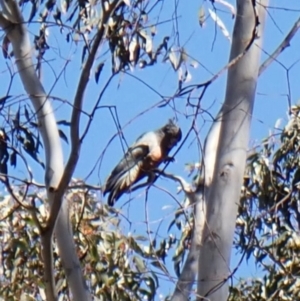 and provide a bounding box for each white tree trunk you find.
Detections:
[197,1,268,300]
[170,188,204,301]
[0,1,91,300]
